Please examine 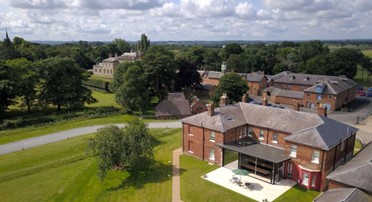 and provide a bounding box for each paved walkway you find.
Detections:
[172,148,183,202]
[0,121,182,155]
